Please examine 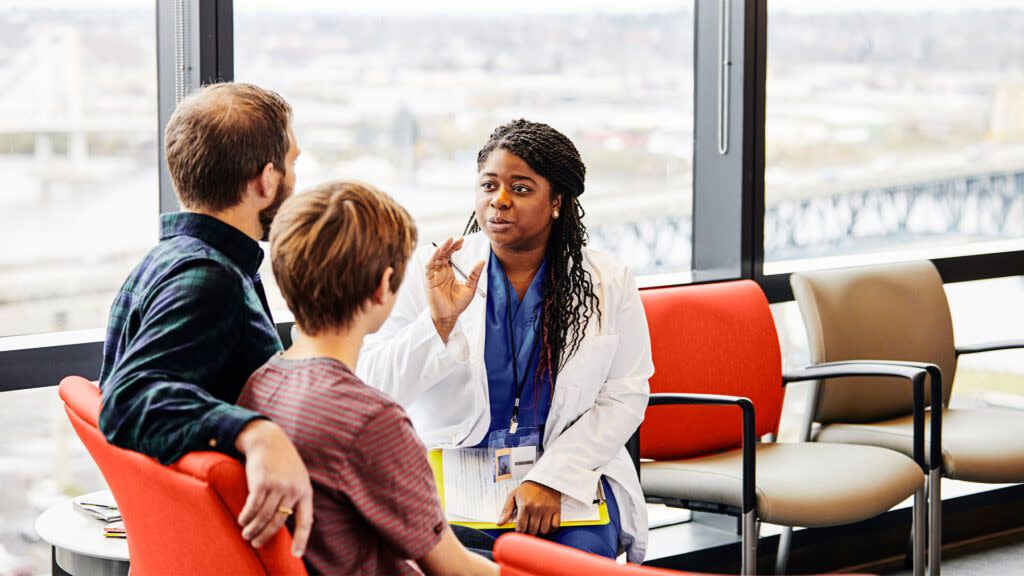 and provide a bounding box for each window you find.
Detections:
[0,2,154,572]
[0,3,159,339]
[764,0,1024,275]
[0,386,106,573]
[234,1,695,311]
[4,1,1024,572]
